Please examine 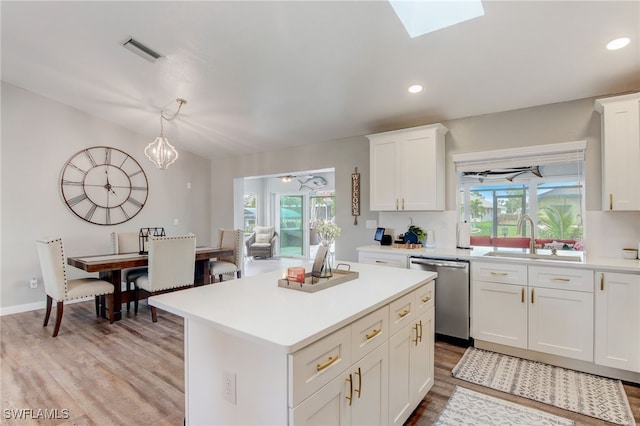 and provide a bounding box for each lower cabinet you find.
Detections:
[472,279,527,348]
[291,342,389,425]
[472,262,594,362]
[388,294,435,425]
[289,281,435,425]
[595,271,640,372]
[471,262,528,348]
